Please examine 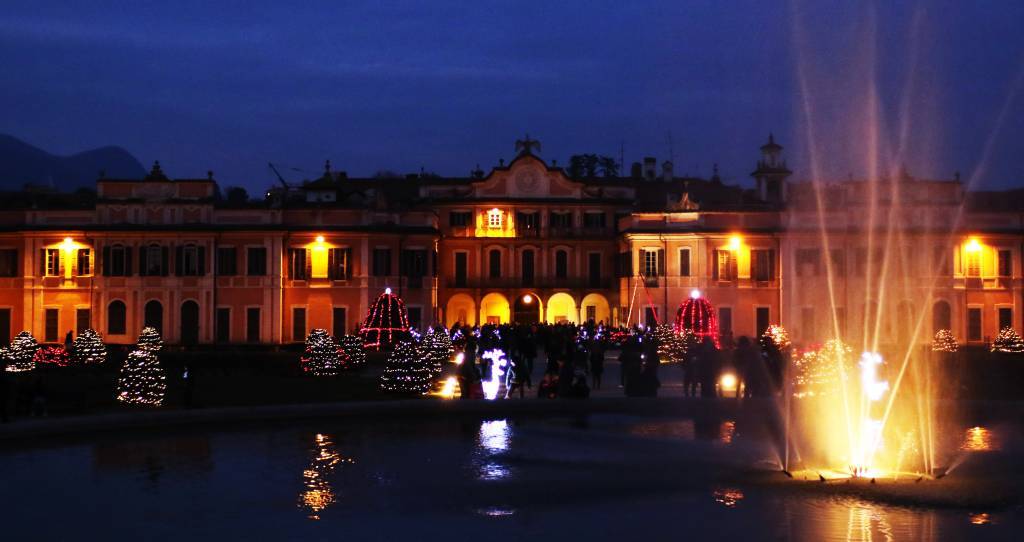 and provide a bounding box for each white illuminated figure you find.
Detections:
[480,349,508,400]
